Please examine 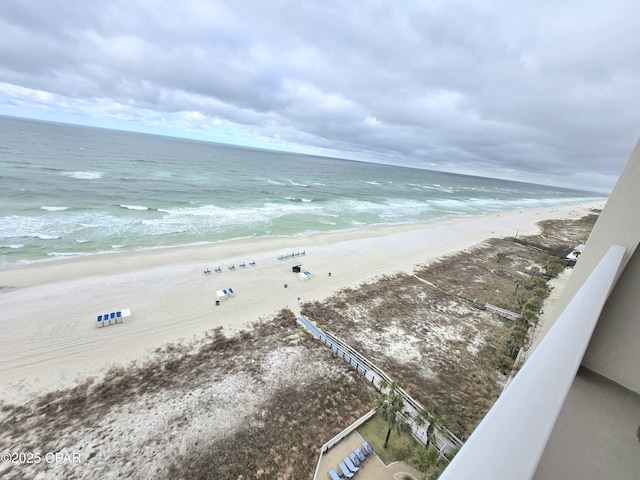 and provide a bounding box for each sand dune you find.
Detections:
[0,201,603,403]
